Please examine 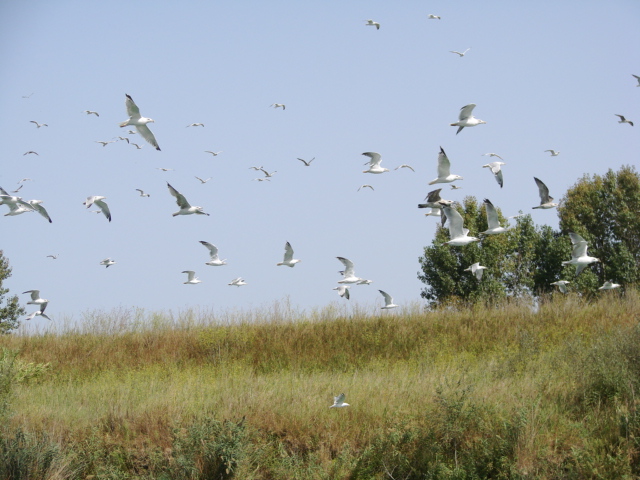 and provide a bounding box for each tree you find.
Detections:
[558,165,640,290]
[0,251,24,334]
[418,197,570,306]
